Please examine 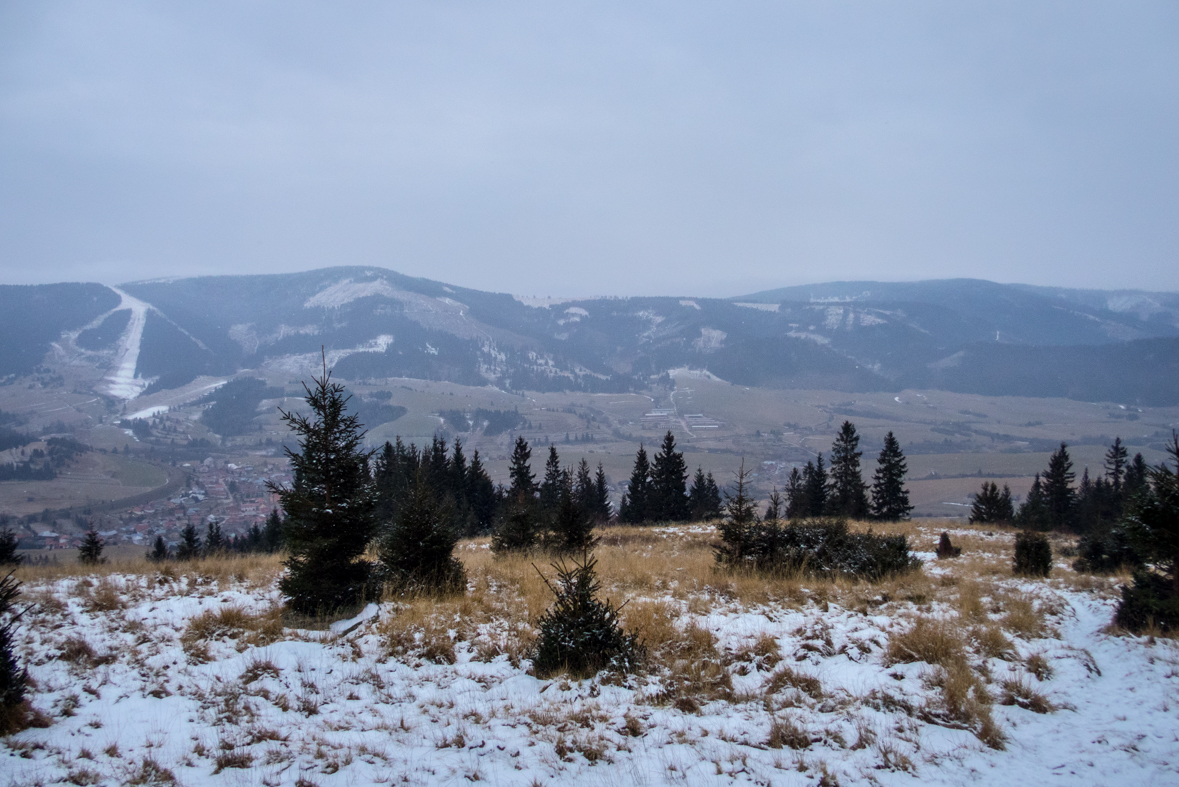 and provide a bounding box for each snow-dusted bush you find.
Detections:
[533,552,644,678]
[0,571,29,734]
[1013,531,1052,578]
[721,518,921,580]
